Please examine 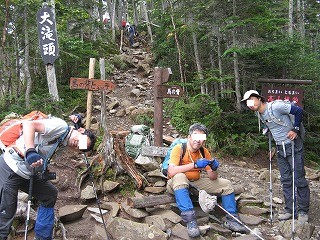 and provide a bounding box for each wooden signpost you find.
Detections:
[153,67,183,147]
[70,58,116,129]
